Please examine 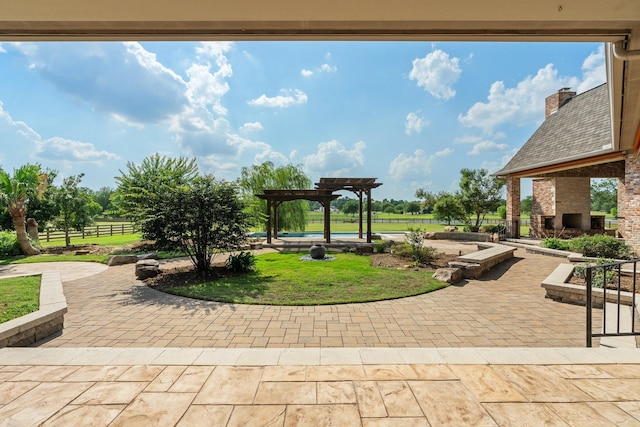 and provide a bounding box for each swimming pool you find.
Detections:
[250,232,363,239]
